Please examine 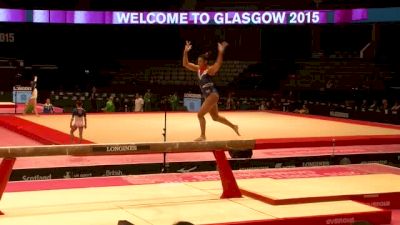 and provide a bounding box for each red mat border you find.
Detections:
[265,110,400,130]
[0,116,51,144]
[0,116,93,145]
[255,135,400,149]
[0,104,15,109]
